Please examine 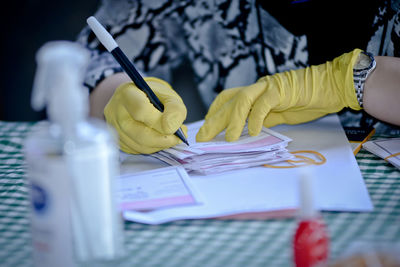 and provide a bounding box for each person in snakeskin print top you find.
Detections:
[77,0,400,154]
